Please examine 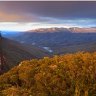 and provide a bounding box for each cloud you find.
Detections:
[0,11,44,22]
[0,12,24,22]
[0,1,96,30]
[0,1,96,21]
